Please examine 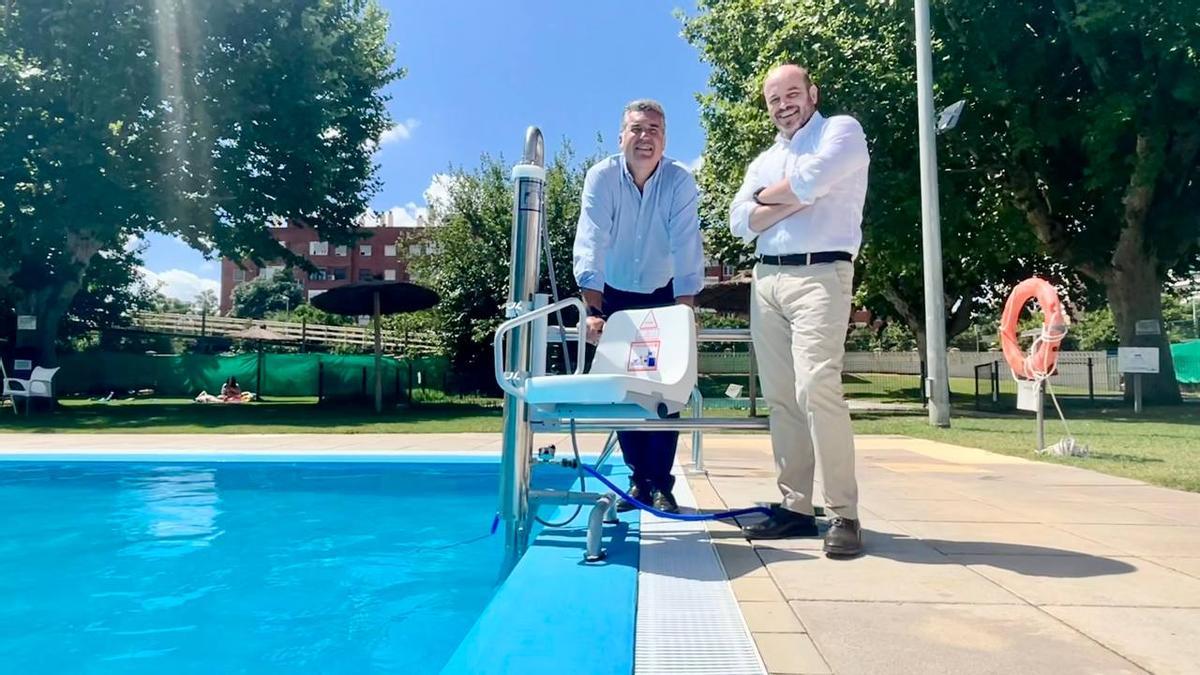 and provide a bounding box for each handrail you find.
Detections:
[493,297,587,399]
[547,326,753,344]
